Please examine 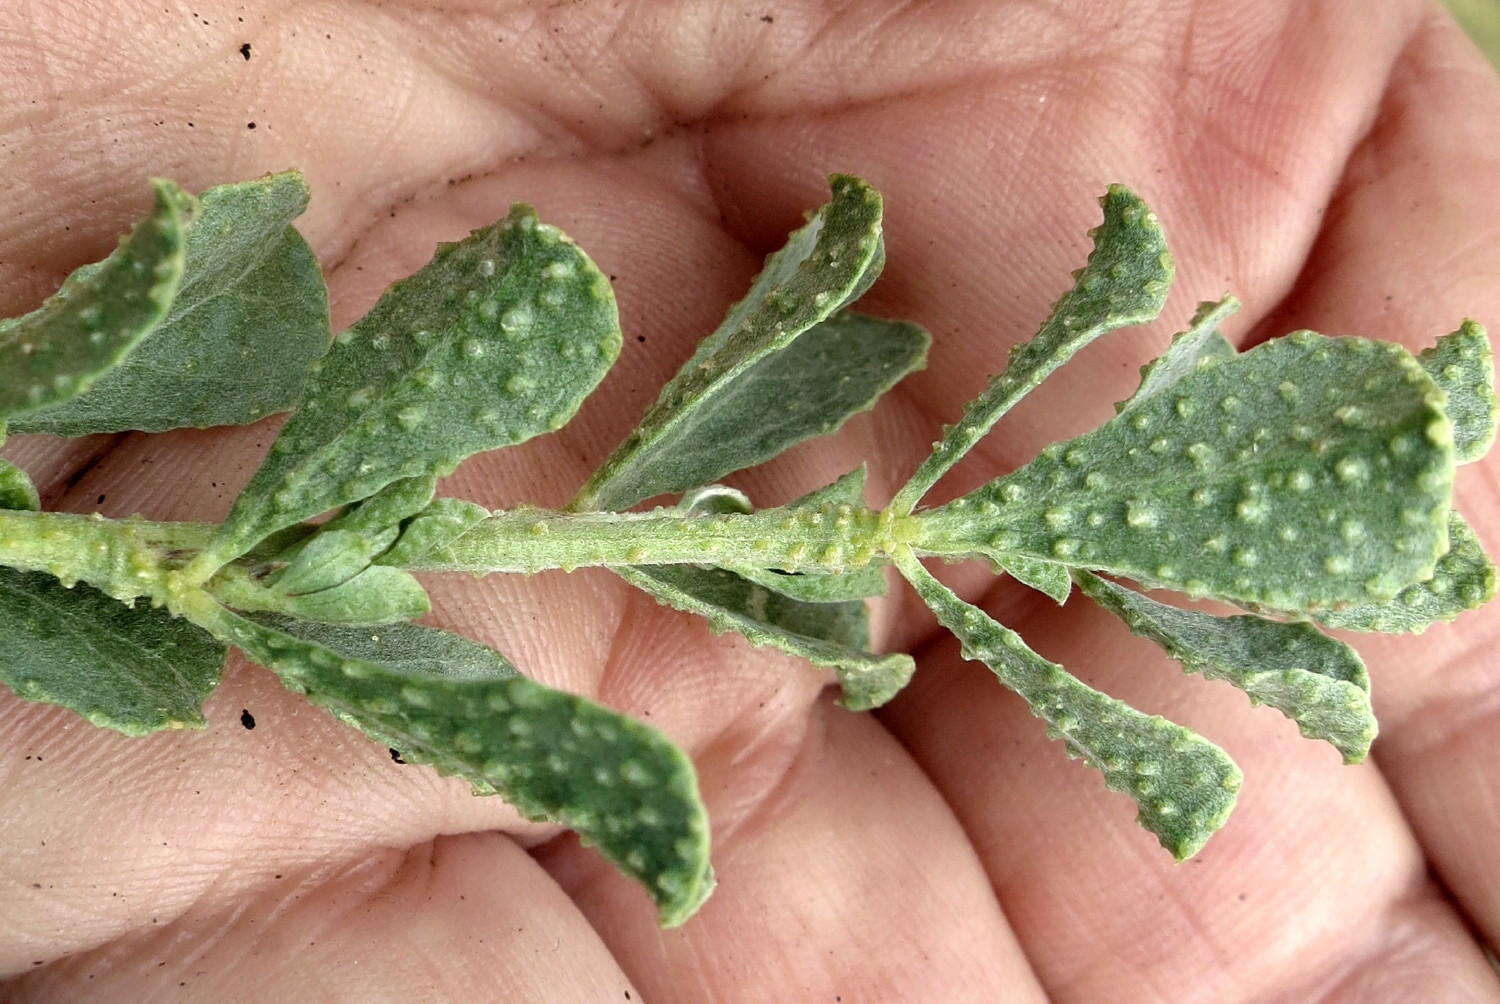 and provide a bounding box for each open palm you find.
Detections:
[3,1,1498,998]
